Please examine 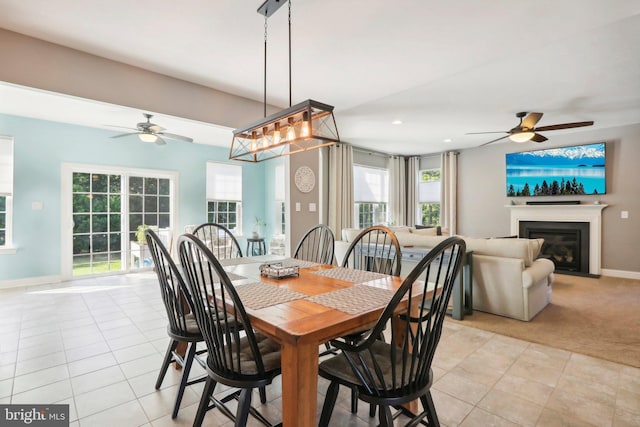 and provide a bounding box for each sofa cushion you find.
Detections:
[410,227,439,236]
[395,232,448,248]
[342,228,362,242]
[465,237,540,267]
